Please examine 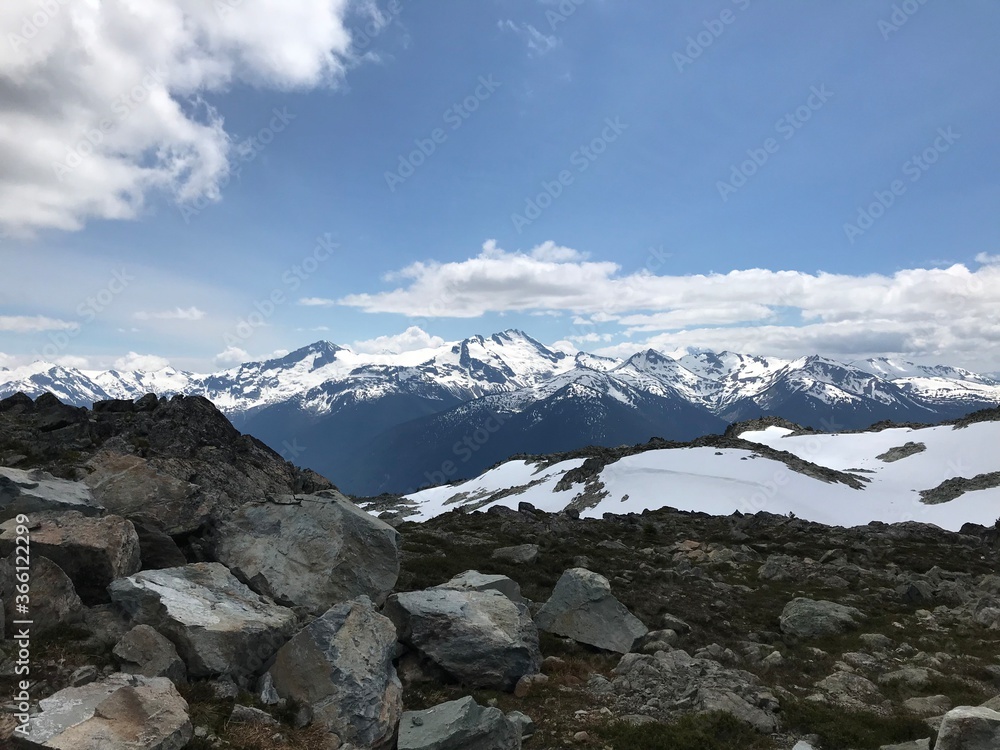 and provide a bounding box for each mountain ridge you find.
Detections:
[2,329,998,495]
